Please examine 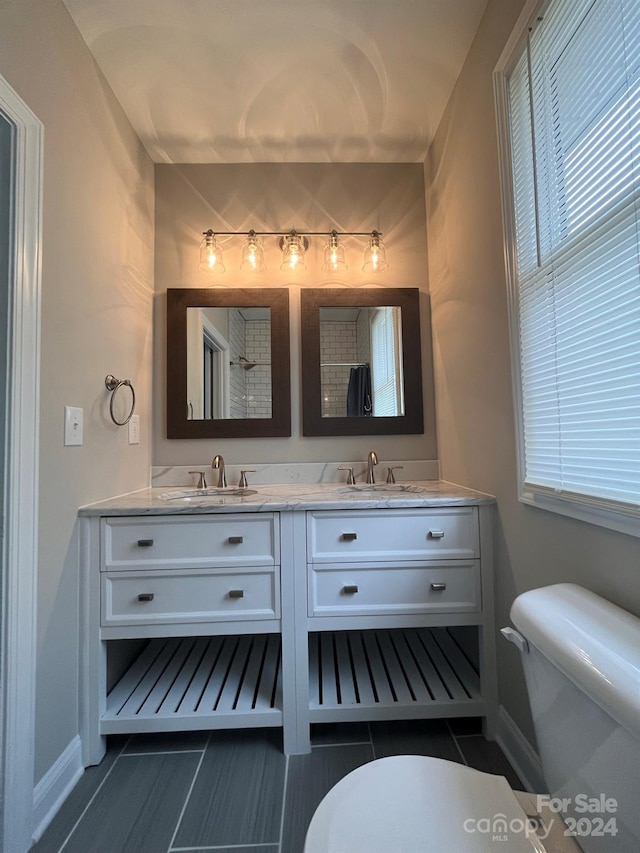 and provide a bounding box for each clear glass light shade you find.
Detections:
[322,232,348,273]
[198,231,226,274]
[240,232,266,272]
[279,232,307,272]
[362,231,389,273]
